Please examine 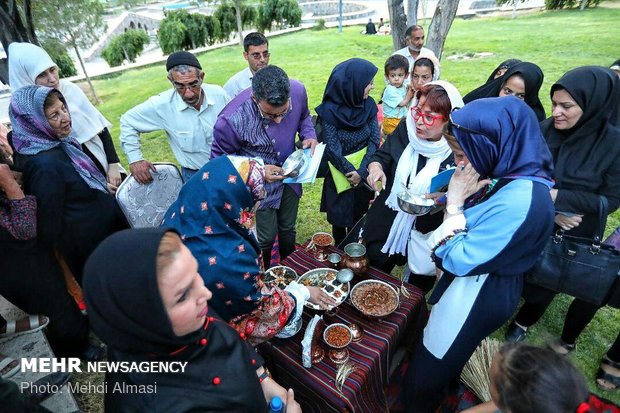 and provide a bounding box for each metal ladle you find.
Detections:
[336,268,354,283]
